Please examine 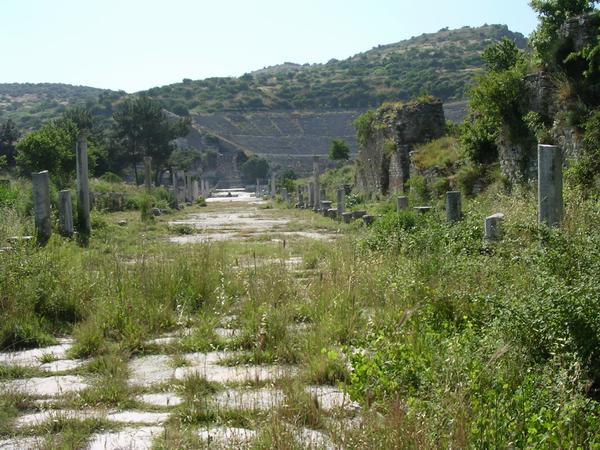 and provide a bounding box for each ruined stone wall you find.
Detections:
[356,99,445,195]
